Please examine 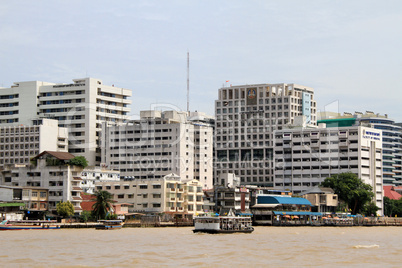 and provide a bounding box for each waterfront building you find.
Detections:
[0,201,25,221]
[300,186,338,213]
[214,83,317,186]
[0,78,132,166]
[319,111,402,186]
[0,151,84,214]
[0,118,68,168]
[101,110,214,189]
[273,124,383,214]
[0,186,49,217]
[251,193,318,226]
[94,173,204,218]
